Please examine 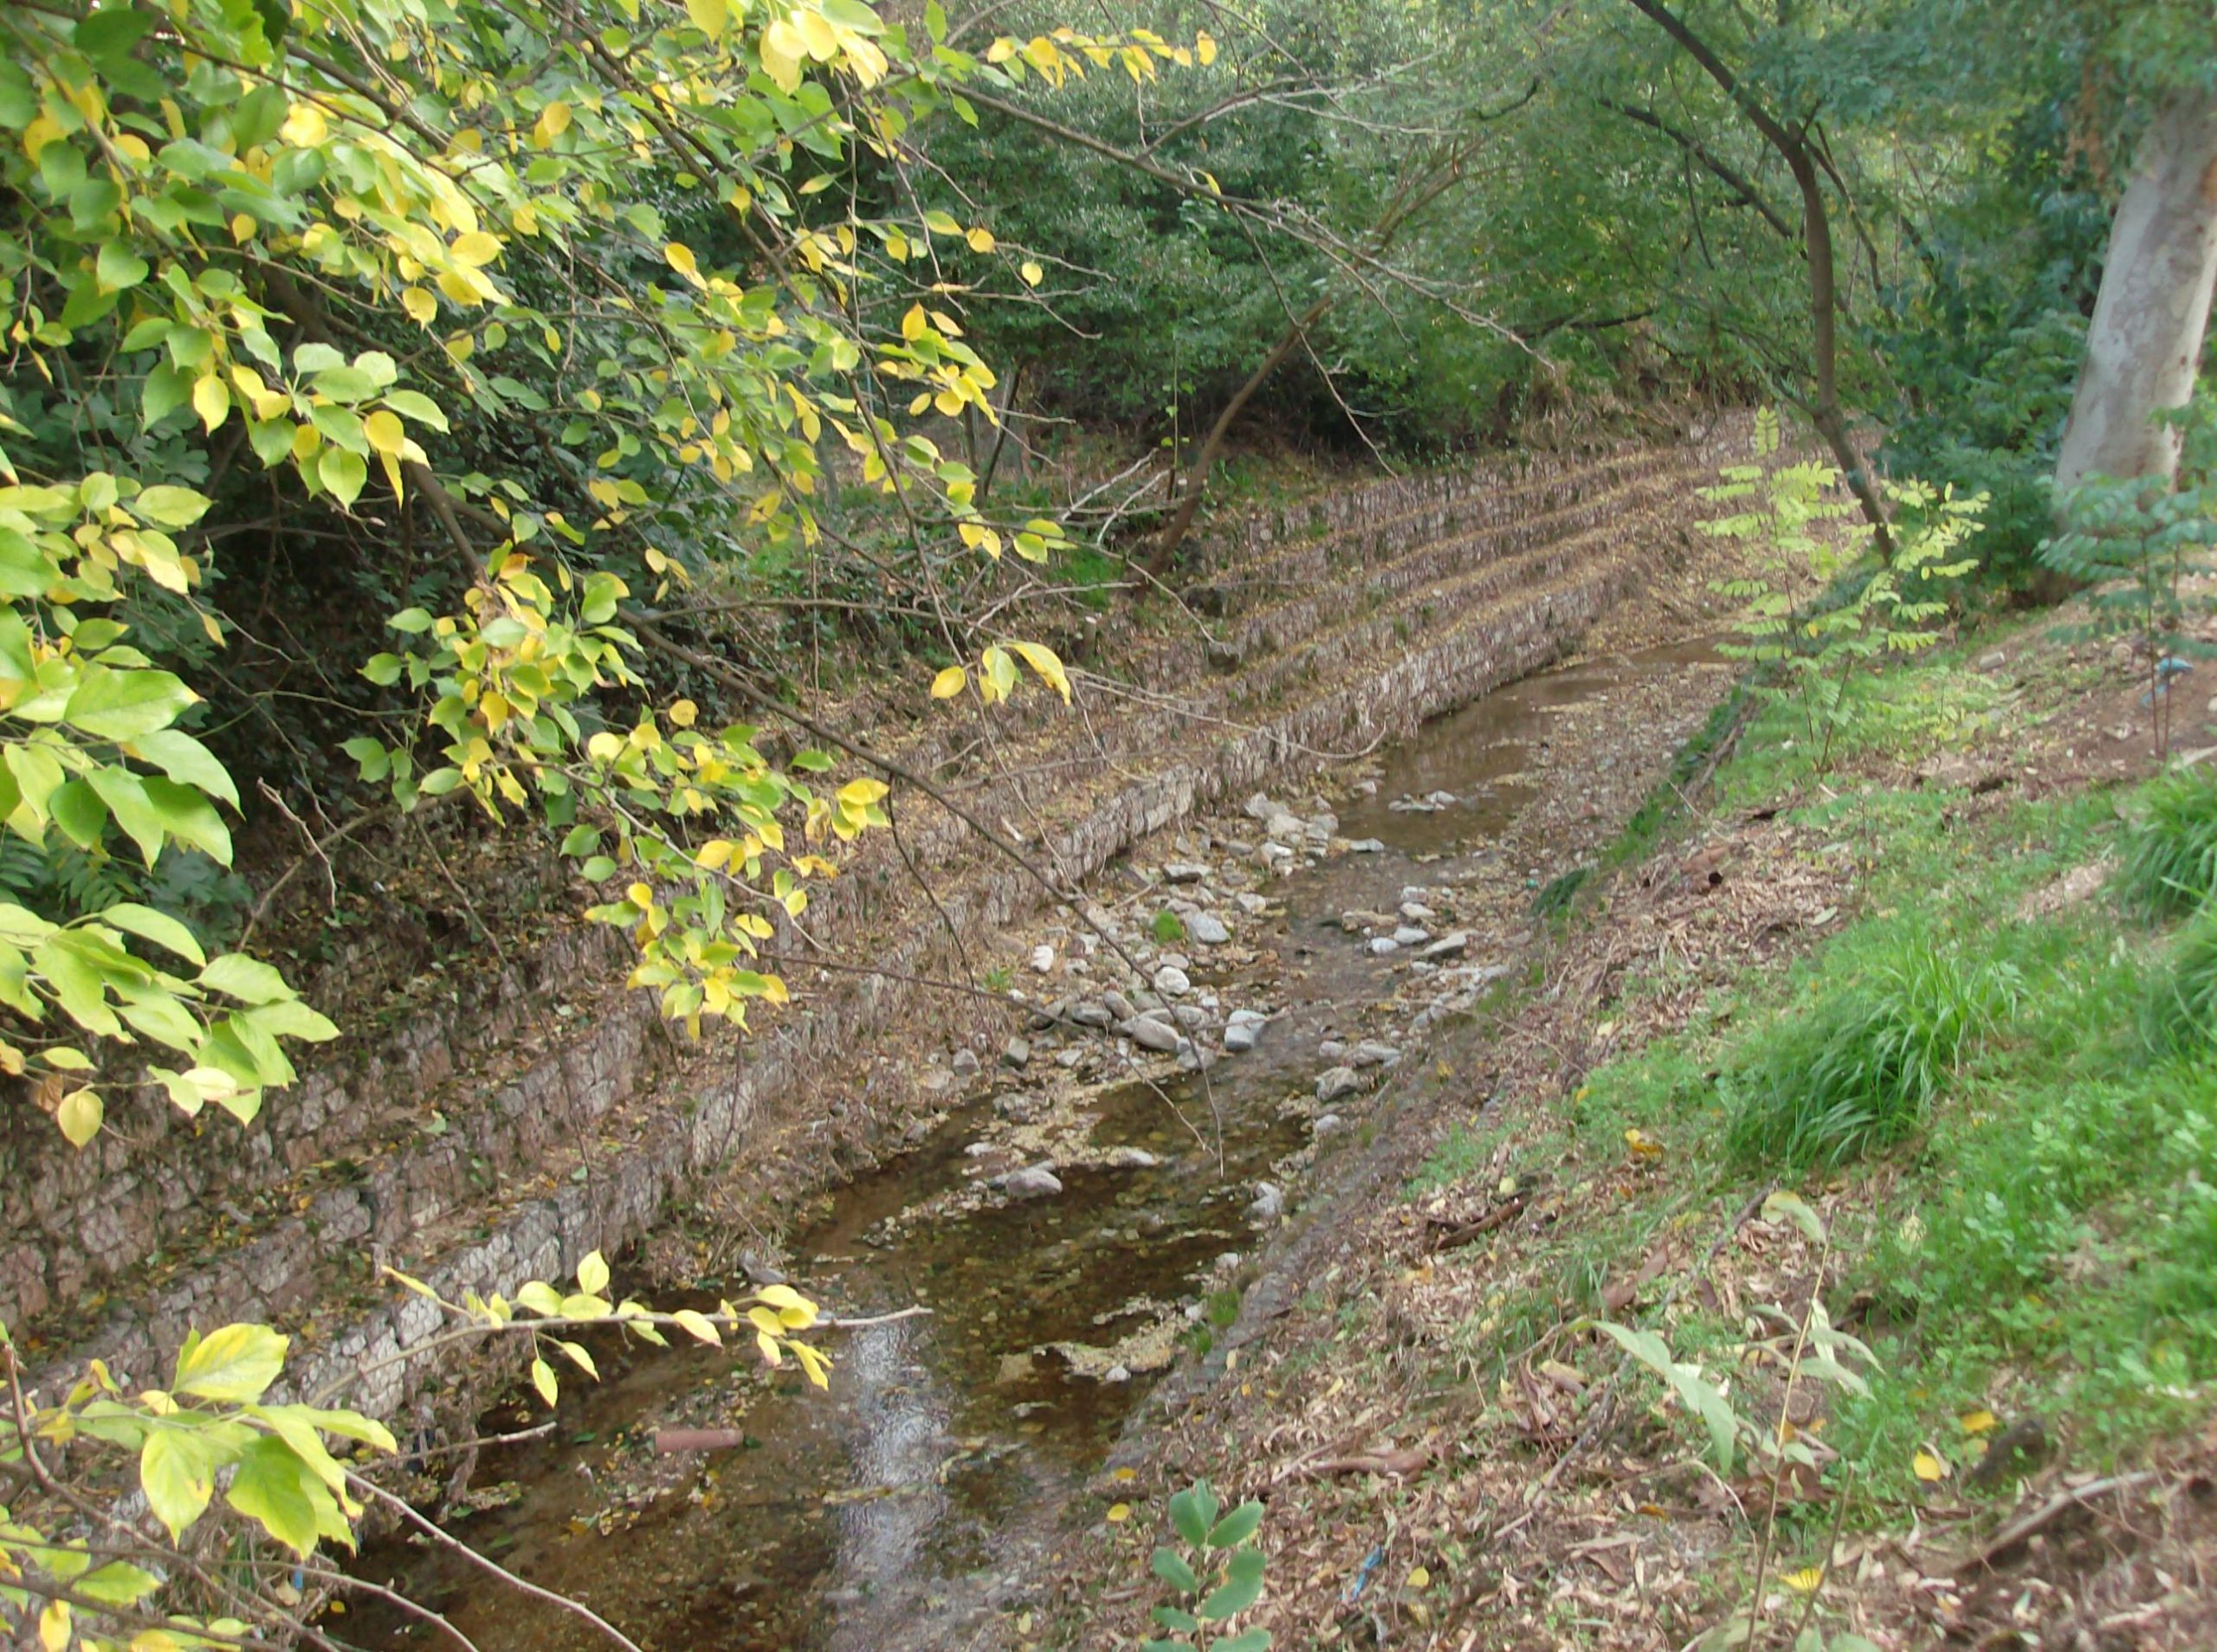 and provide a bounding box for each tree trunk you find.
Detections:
[2055,89,2217,492]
